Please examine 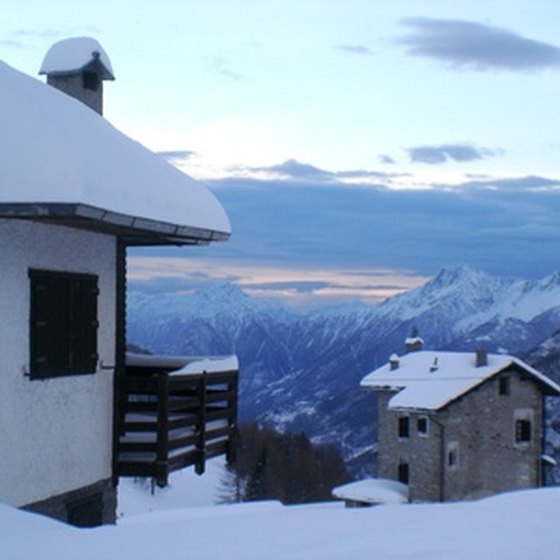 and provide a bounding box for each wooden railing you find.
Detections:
[117,355,238,487]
